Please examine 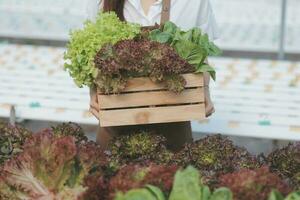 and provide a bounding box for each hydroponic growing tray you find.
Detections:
[97,73,205,127]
